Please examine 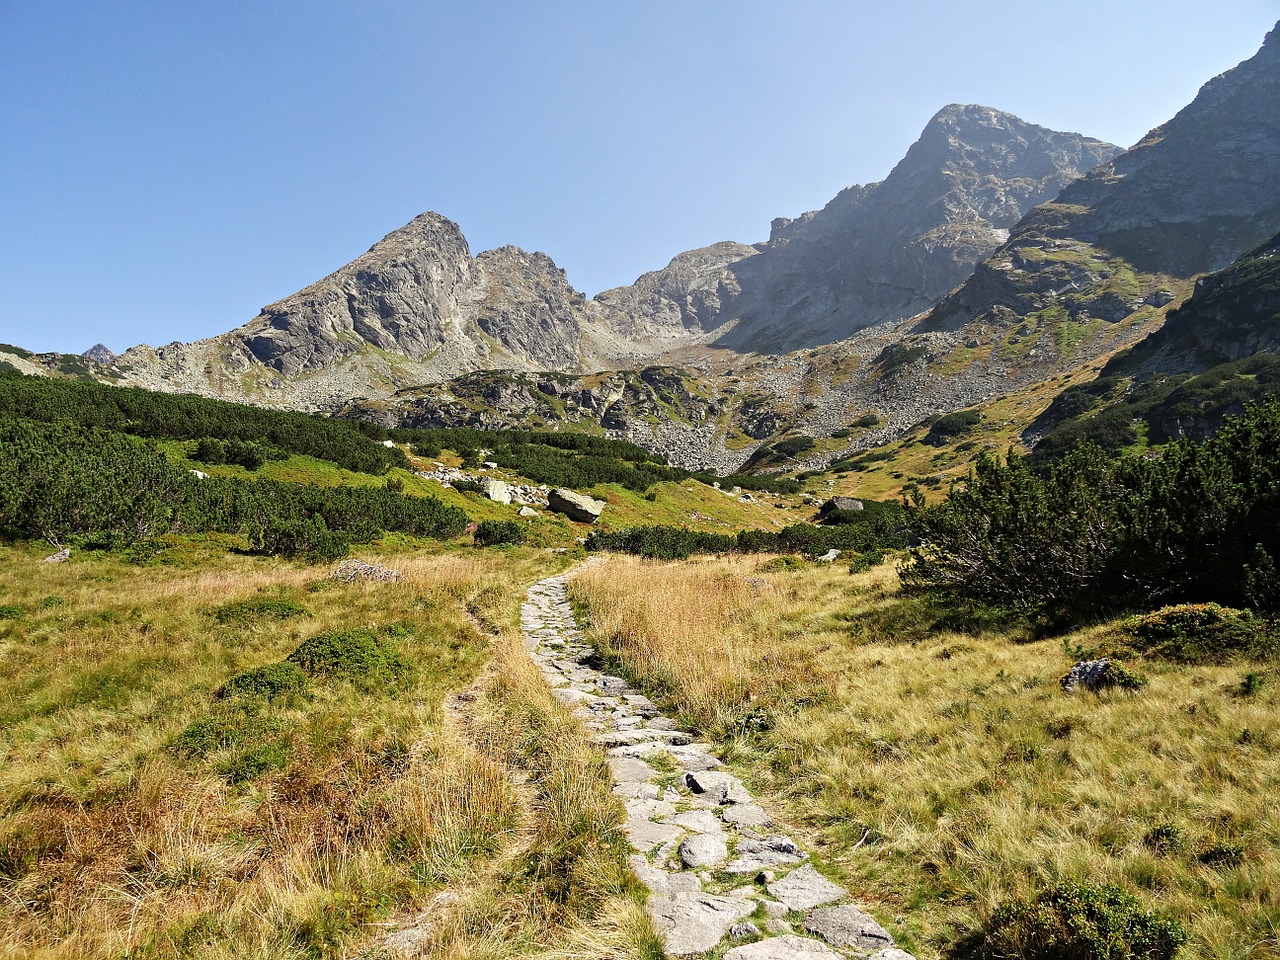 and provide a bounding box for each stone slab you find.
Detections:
[648,893,756,956]
[767,865,846,912]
